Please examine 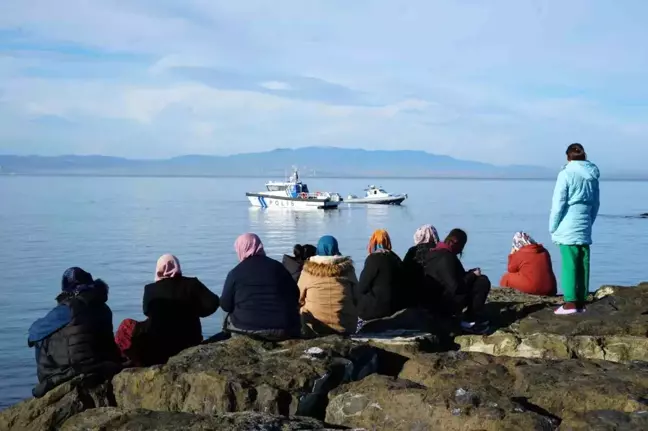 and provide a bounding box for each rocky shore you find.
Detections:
[1,283,647,431]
